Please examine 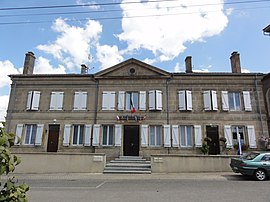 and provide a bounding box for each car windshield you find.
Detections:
[242,152,260,160]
